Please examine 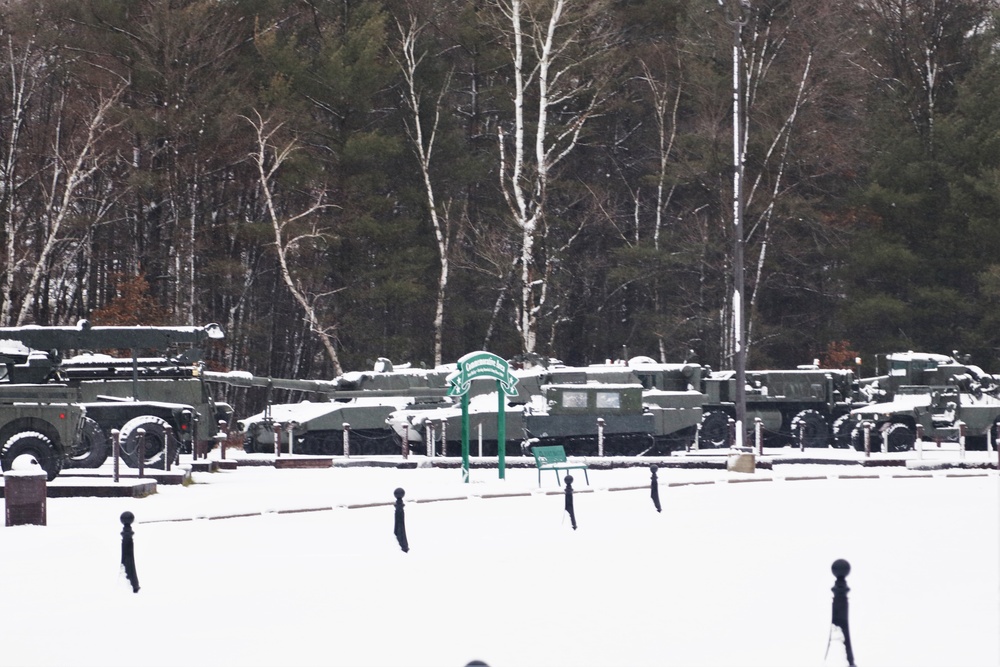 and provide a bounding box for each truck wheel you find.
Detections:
[831,415,854,449]
[118,416,169,469]
[699,411,730,448]
[64,418,110,469]
[1,431,62,481]
[883,422,915,452]
[791,409,829,448]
